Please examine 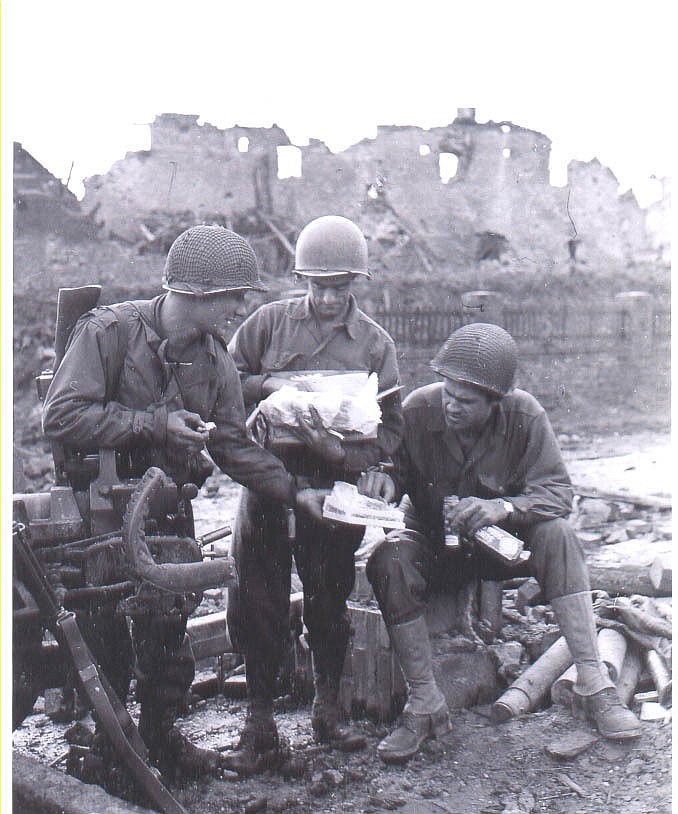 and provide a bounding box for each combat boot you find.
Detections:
[311,675,365,752]
[159,726,230,780]
[377,705,451,764]
[139,699,228,780]
[377,616,450,764]
[223,707,281,777]
[552,591,641,740]
[574,687,642,740]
